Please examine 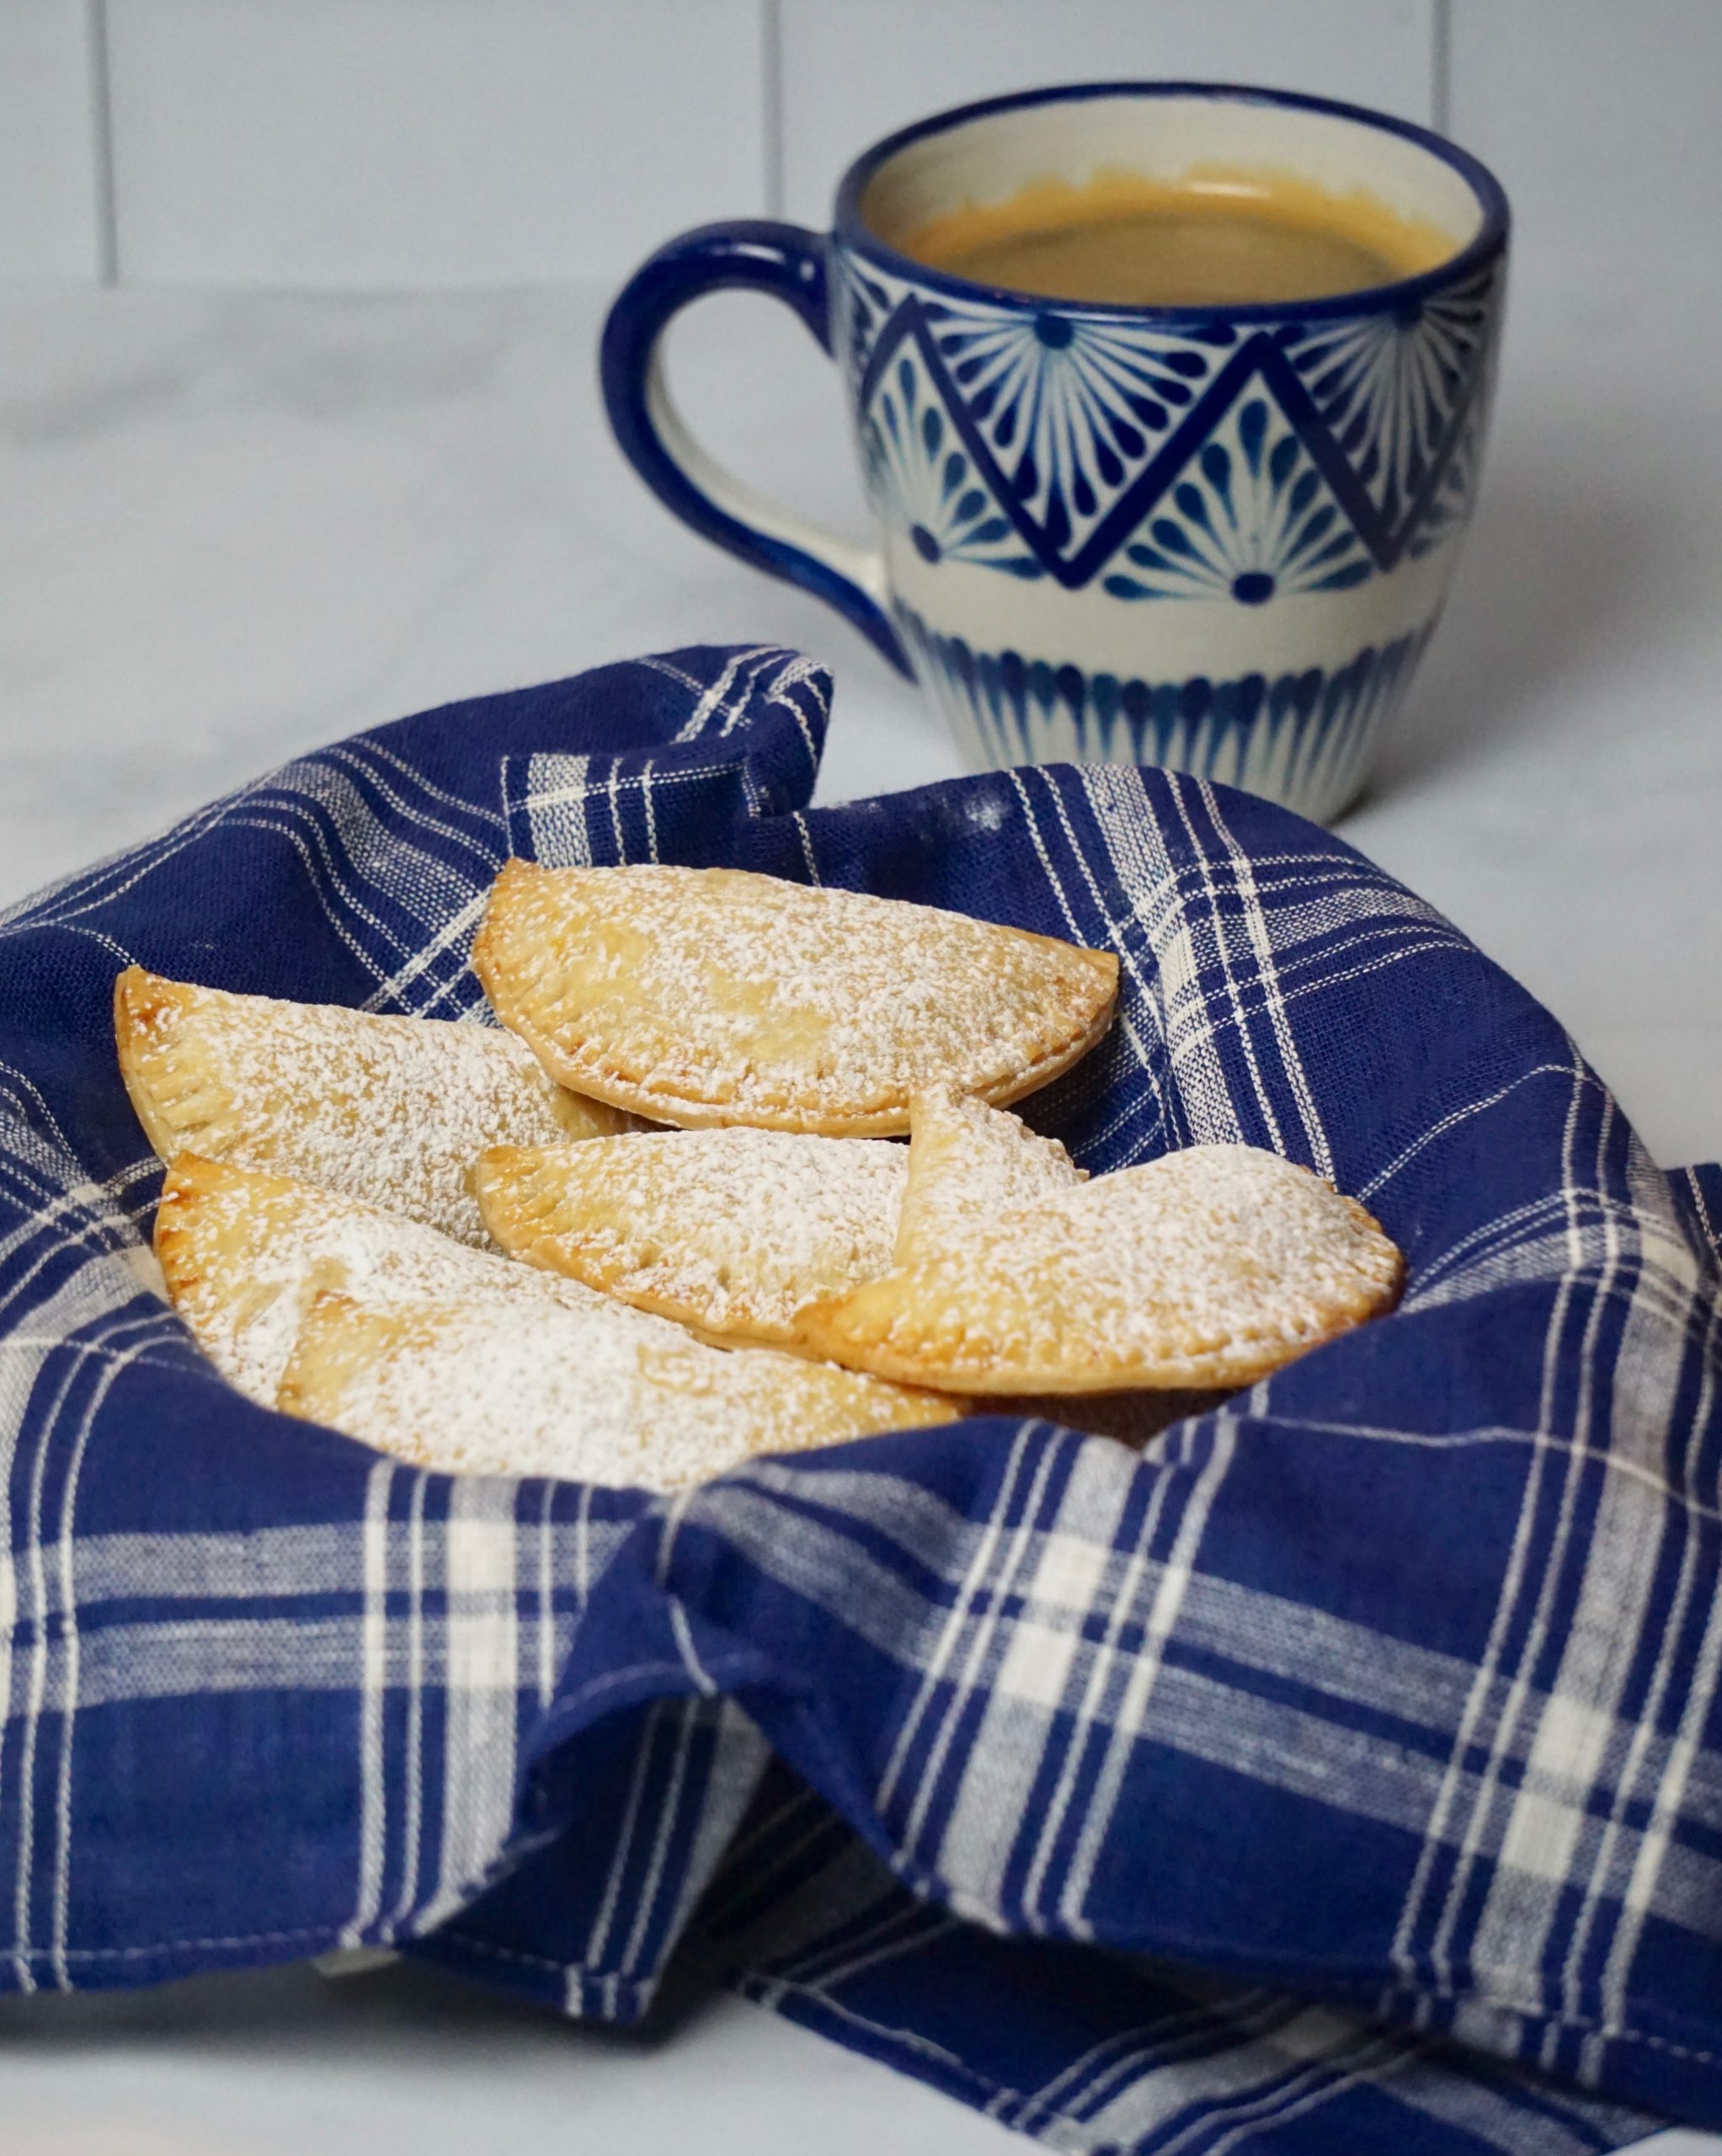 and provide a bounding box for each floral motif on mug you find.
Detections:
[861,355,1043,578]
[1405,365,1493,561]
[1101,395,1372,603]
[921,300,1234,558]
[1280,264,1497,525]
[835,255,902,382]
[847,256,1501,595]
